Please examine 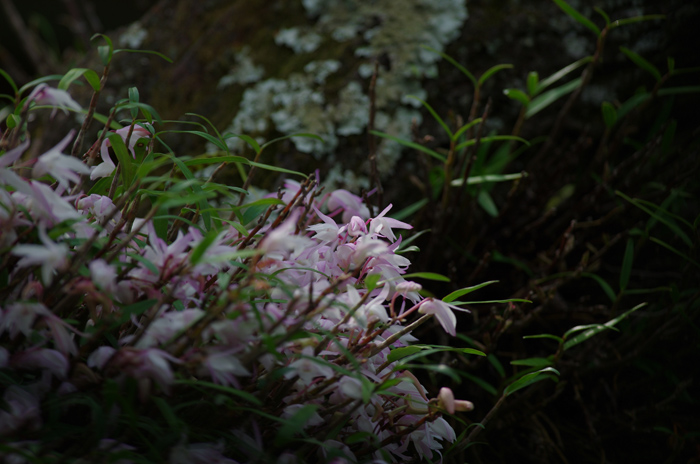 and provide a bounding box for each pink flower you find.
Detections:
[368,204,412,242]
[437,387,474,414]
[12,227,69,284]
[418,298,469,337]
[12,348,69,379]
[34,131,90,193]
[25,84,82,117]
[1,302,49,338]
[91,124,152,179]
[328,189,370,223]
